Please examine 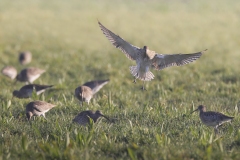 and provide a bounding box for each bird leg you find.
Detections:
[140,81,147,91]
[42,113,48,120]
[132,78,137,84]
[214,126,219,135]
[26,81,30,85]
[89,100,93,106]
[81,91,84,107]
